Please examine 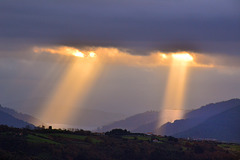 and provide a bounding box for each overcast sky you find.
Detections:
[0,0,240,120]
[1,0,240,54]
